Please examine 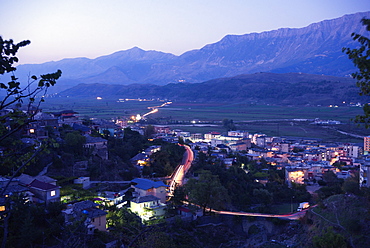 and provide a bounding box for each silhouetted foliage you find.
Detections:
[343,18,370,127]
